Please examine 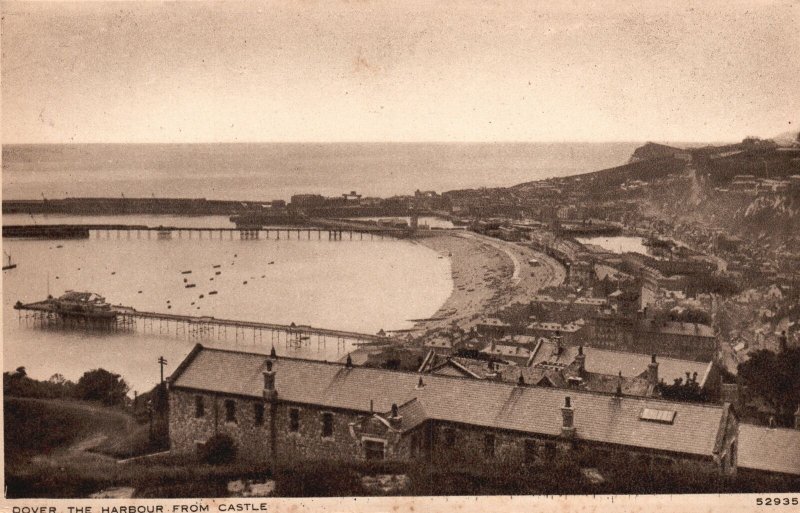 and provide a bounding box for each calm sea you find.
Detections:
[3,231,451,393]
[2,142,634,393]
[2,142,637,201]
